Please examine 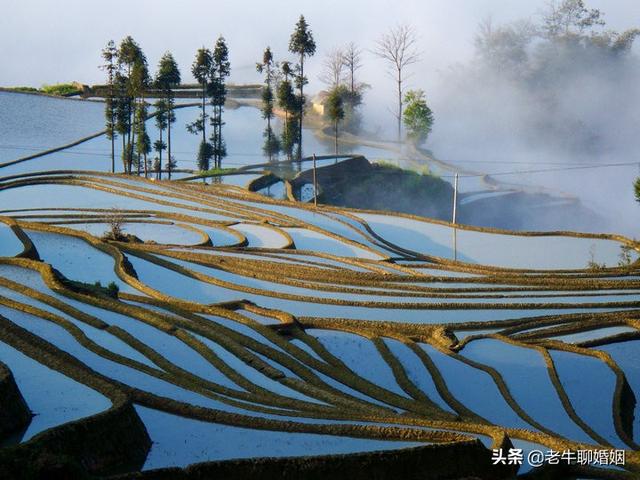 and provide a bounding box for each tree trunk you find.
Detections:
[109,75,115,174]
[121,136,127,173]
[397,68,402,143]
[158,128,163,181]
[215,104,219,169]
[168,100,172,176]
[267,72,272,162]
[350,65,355,94]
[202,81,207,142]
[298,55,304,161]
[334,121,339,162]
[267,112,272,162]
[130,115,136,175]
[217,100,222,169]
[111,133,115,174]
